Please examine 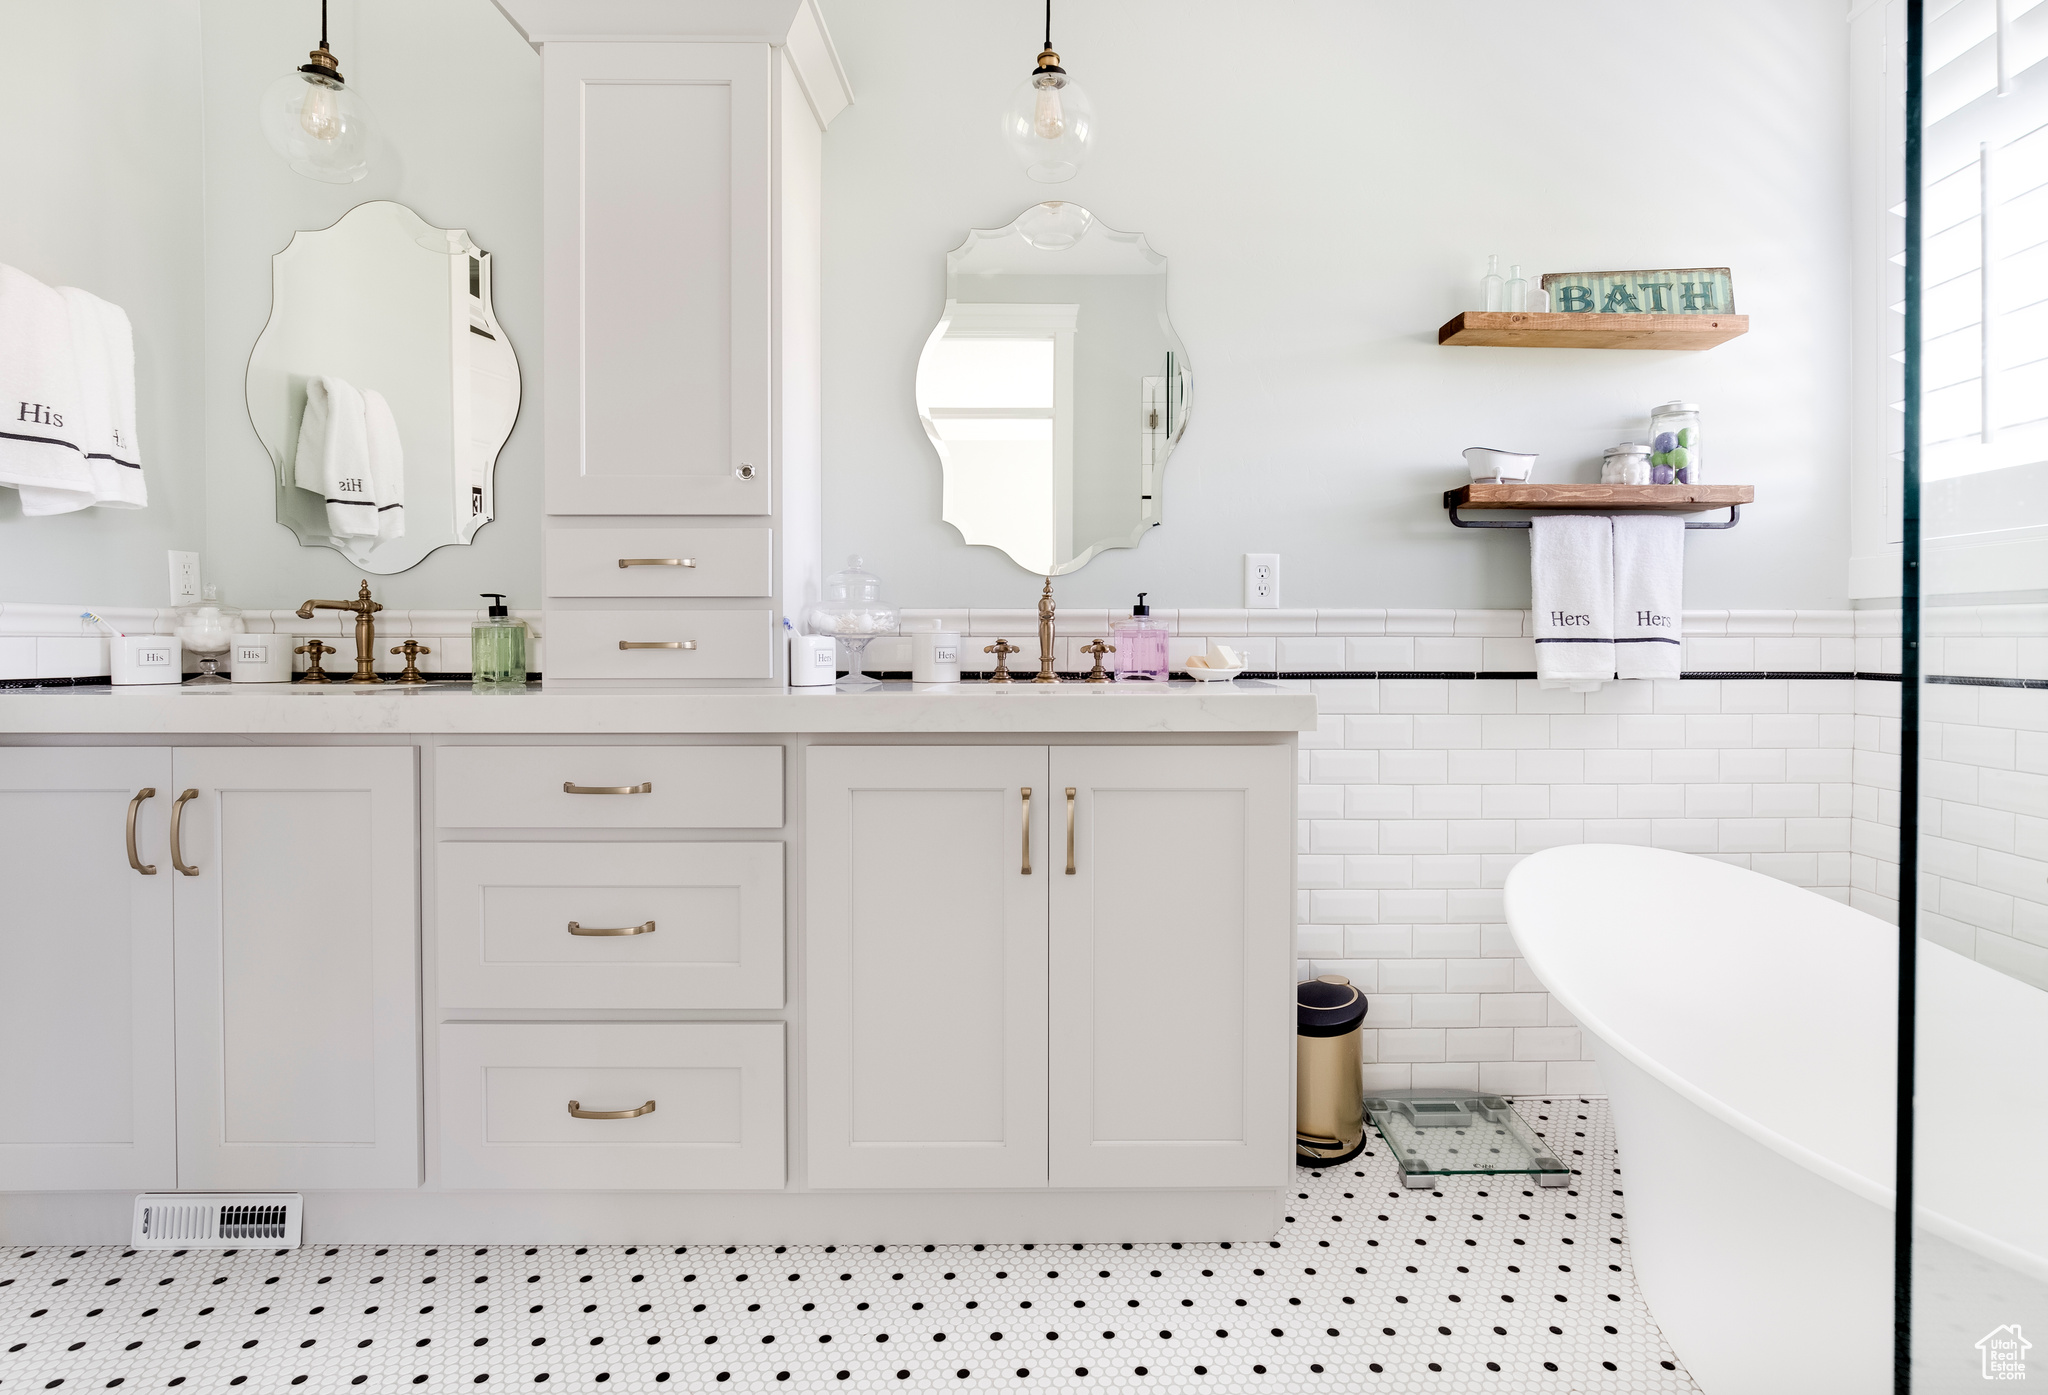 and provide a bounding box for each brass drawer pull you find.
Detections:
[563,781,653,795]
[126,787,157,876]
[619,640,696,650]
[568,920,656,936]
[1065,786,1077,875]
[169,788,200,877]
[618,557,697,569]
[1020,787,1033,875]
[568,1099,655,1120]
